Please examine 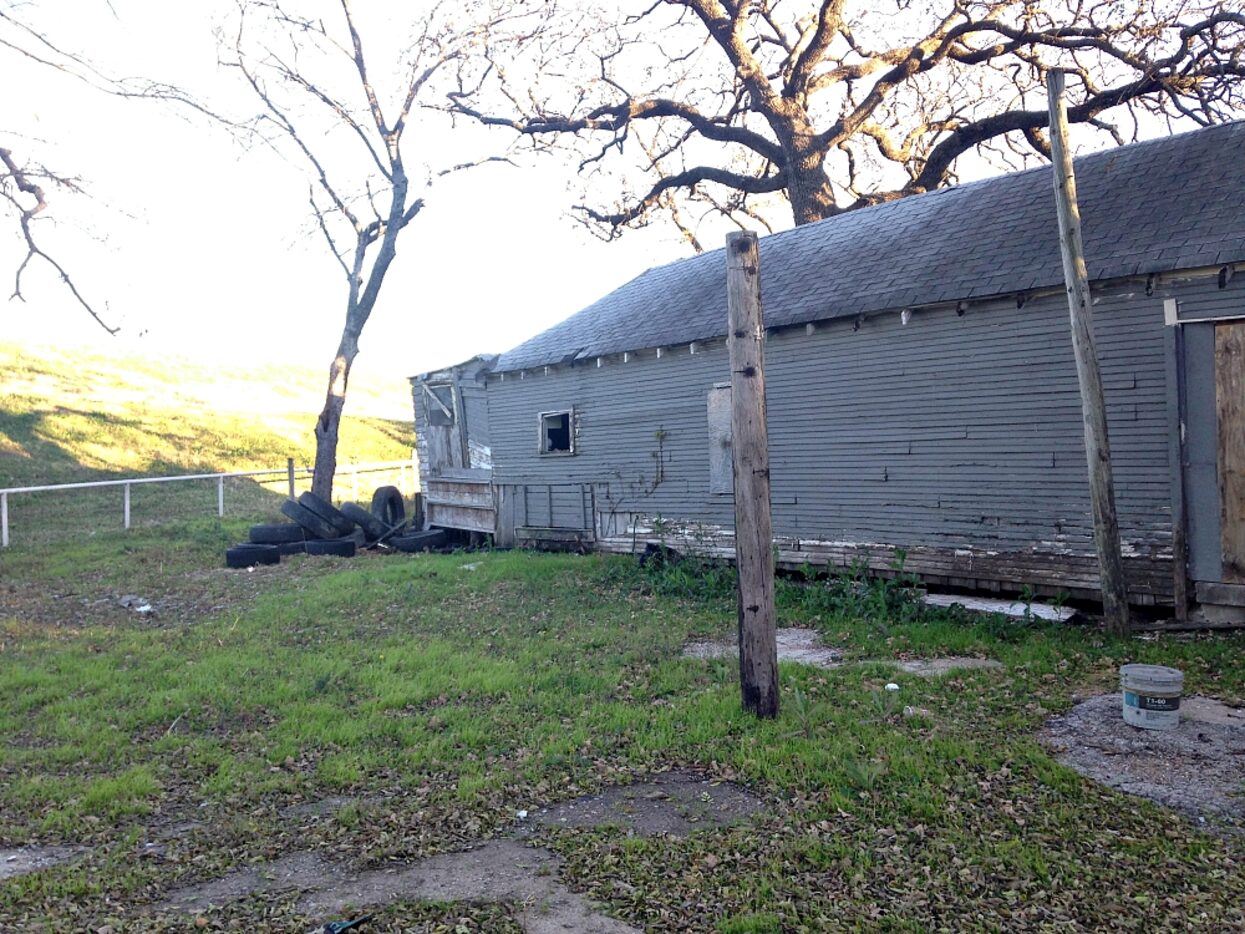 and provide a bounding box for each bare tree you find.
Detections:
[2,3,234,335]
[1,5,119,333]
[451,0,1245,240]
[224,0,520,500]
